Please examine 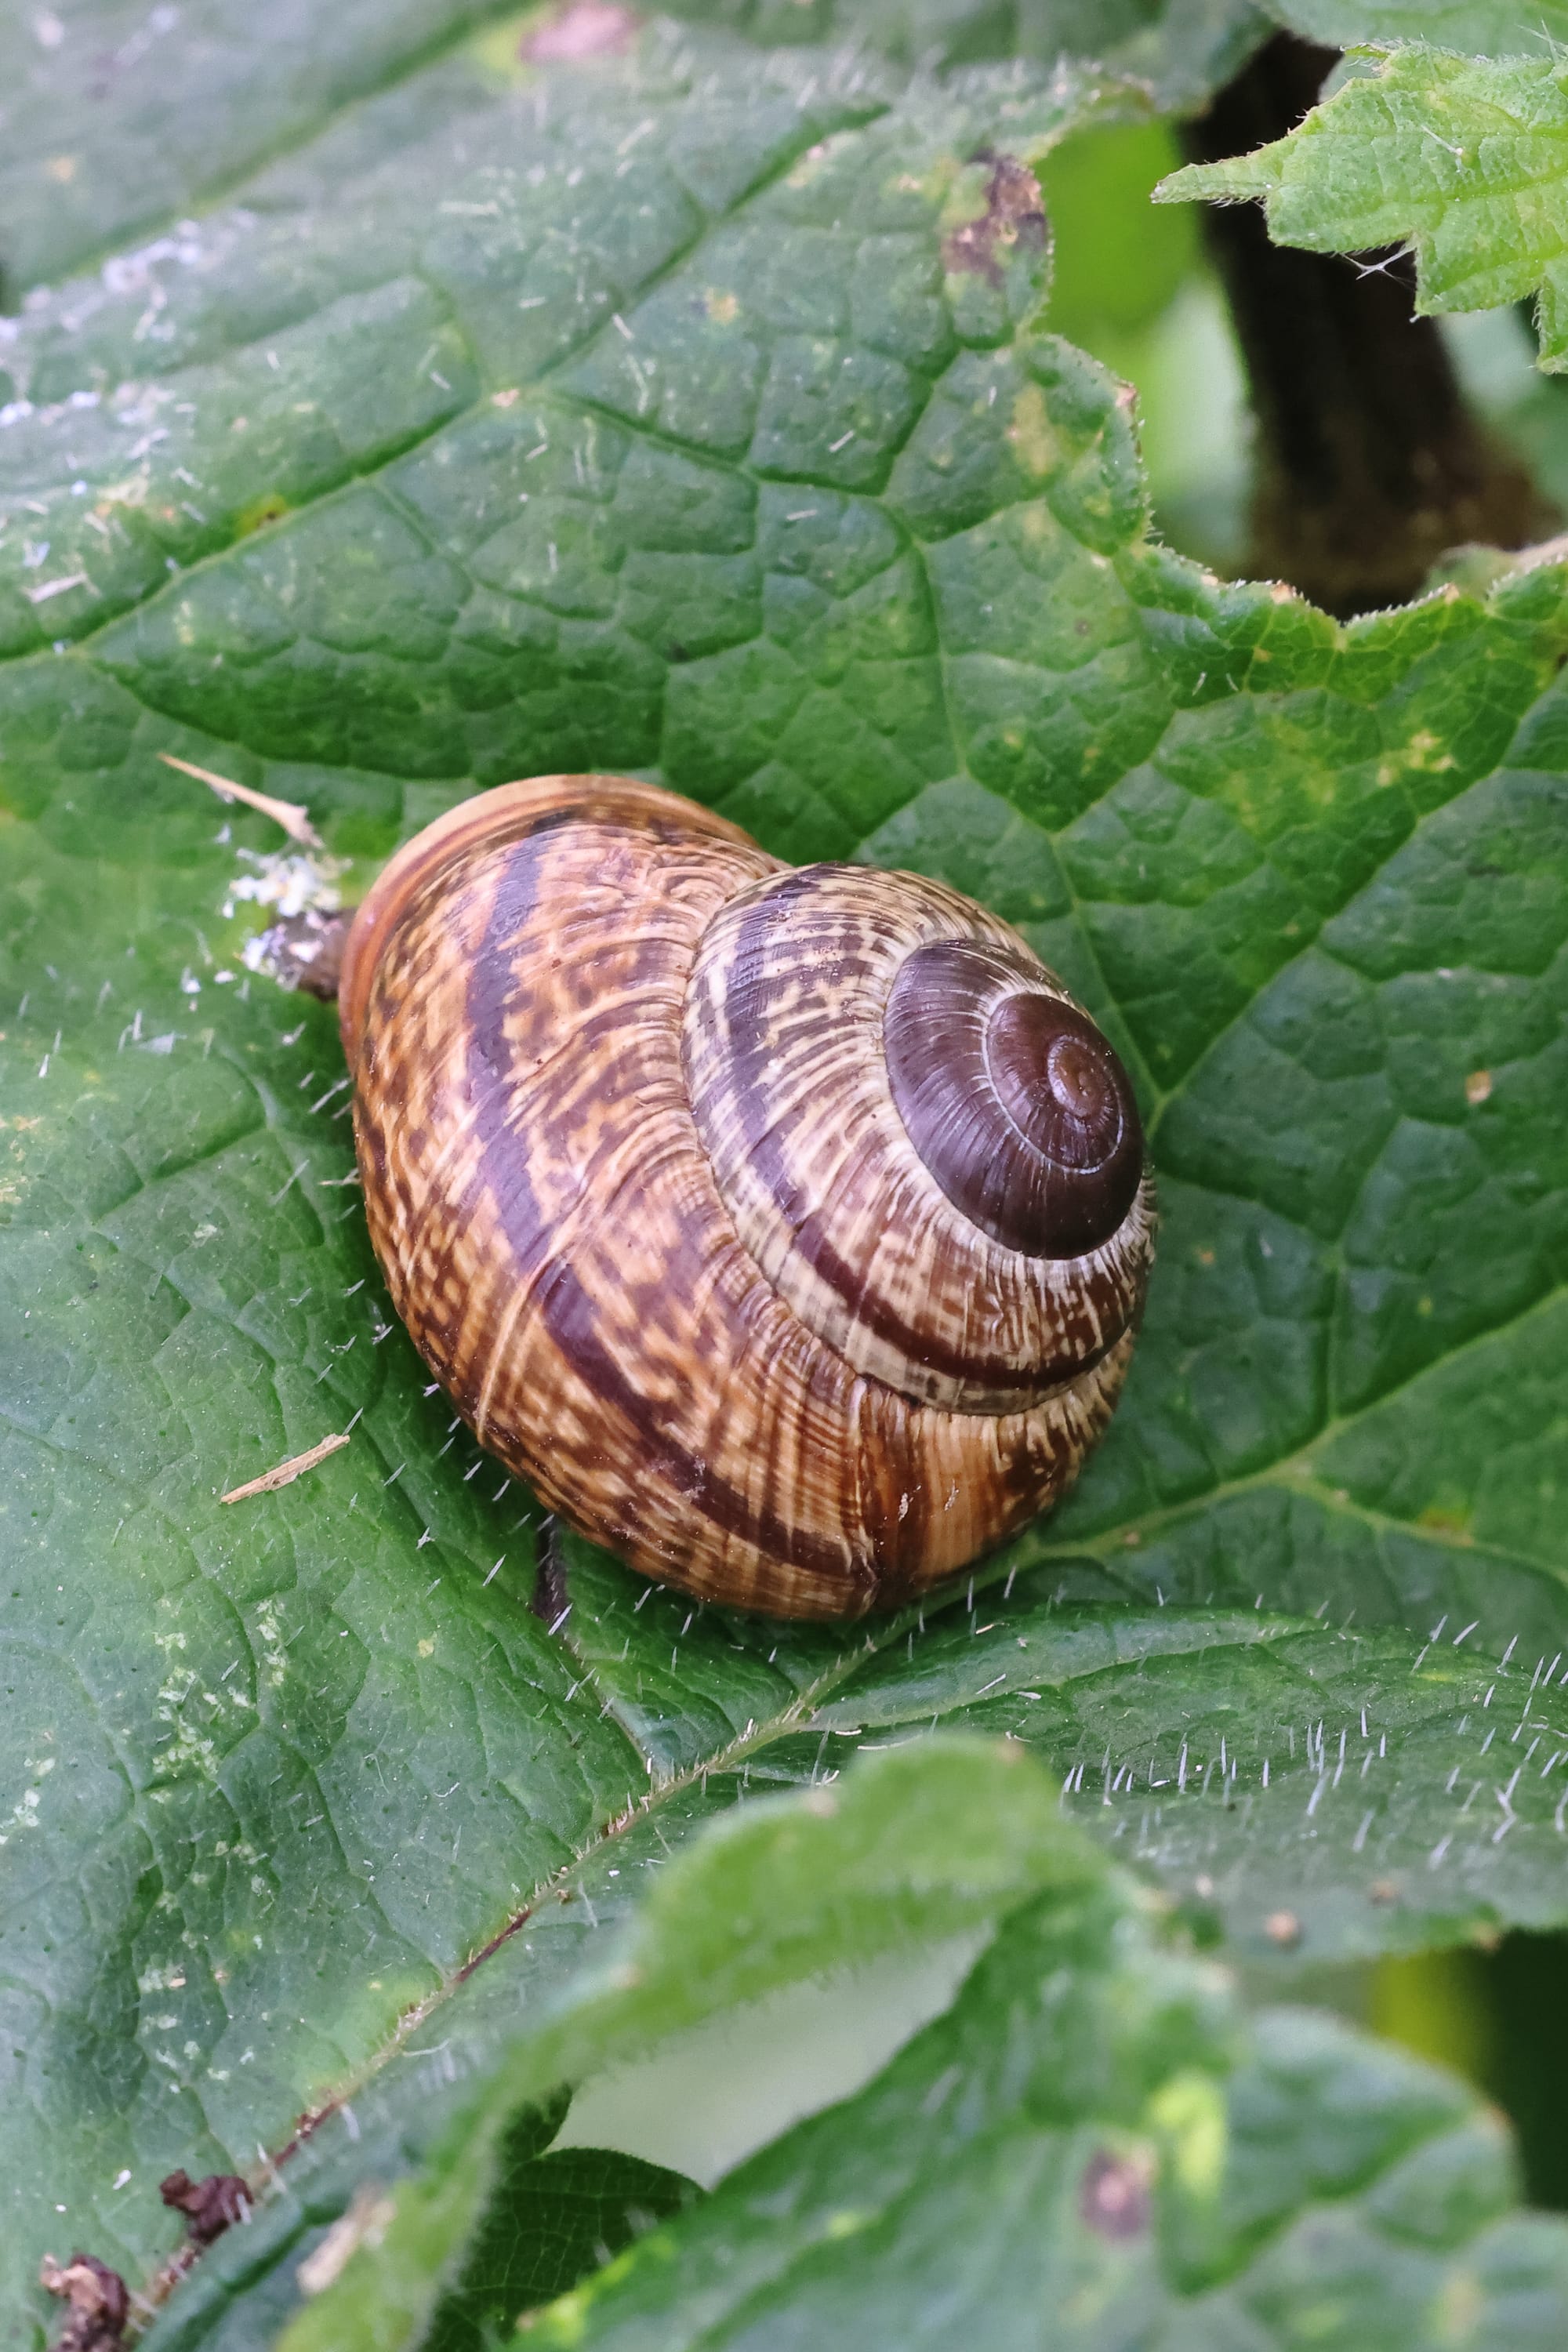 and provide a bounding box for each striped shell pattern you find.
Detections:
[339,776,1155,1621]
